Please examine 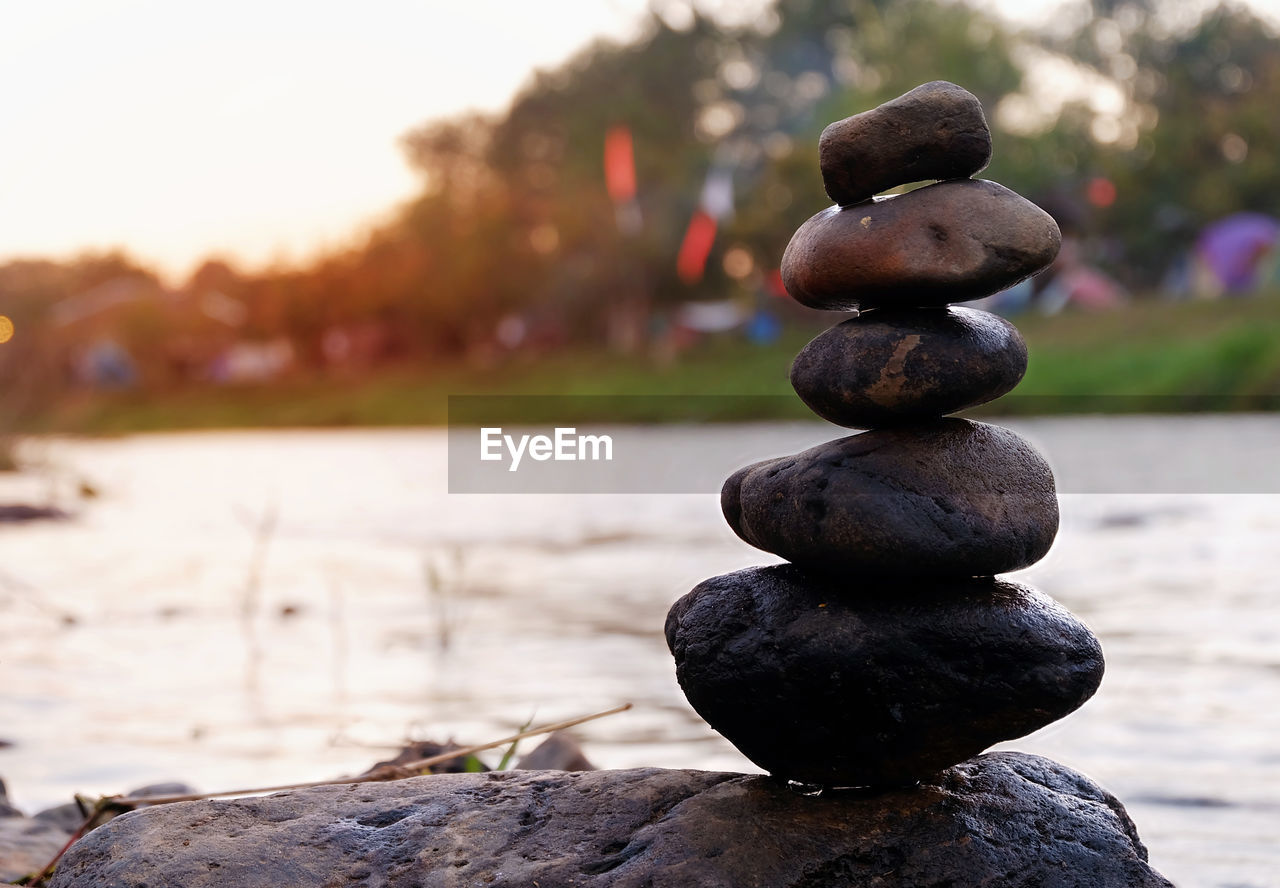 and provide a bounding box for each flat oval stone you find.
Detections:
[722,419,1058,576]
[781,179,1061,311]
[665,566,1104,787]
[790,307,1027,428]
[820,81,992,206]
